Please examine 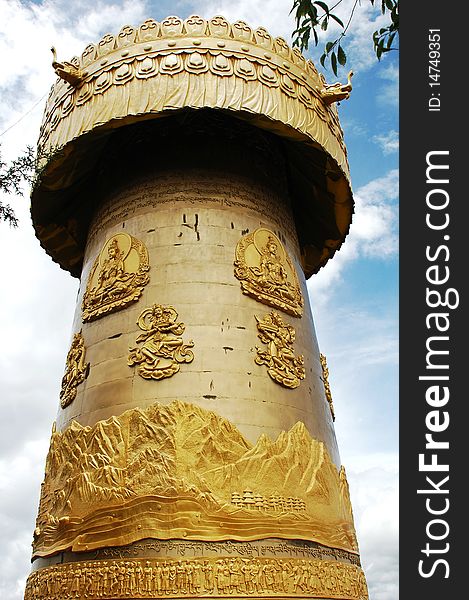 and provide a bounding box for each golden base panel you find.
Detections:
[28,402,367,599]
